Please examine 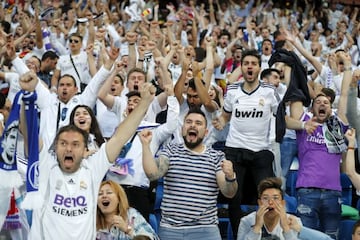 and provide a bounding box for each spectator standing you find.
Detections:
[213,49,279,238]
